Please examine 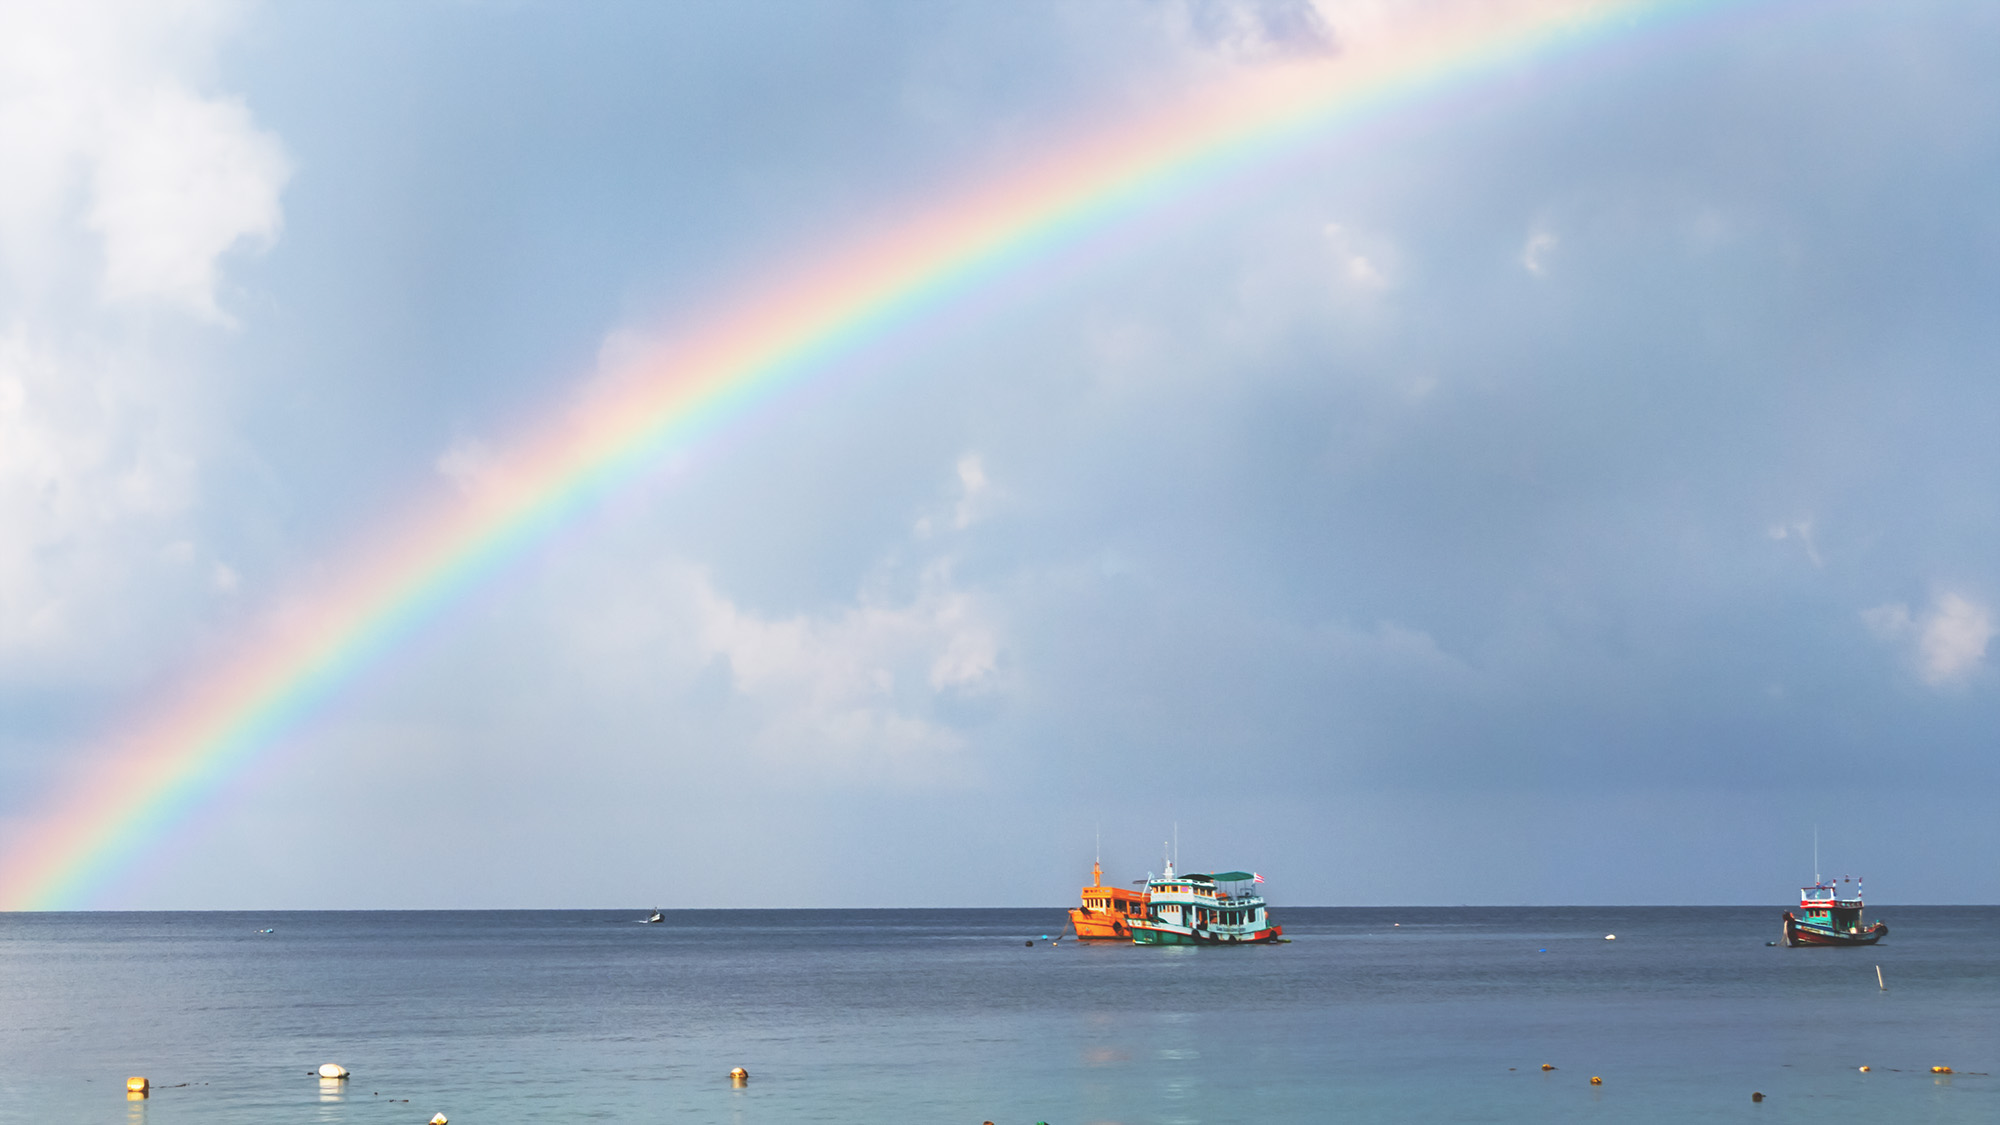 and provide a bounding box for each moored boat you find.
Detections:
[1782,877,1886,947]
[1129,861,1282,945]
[1069,860,1150,941]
